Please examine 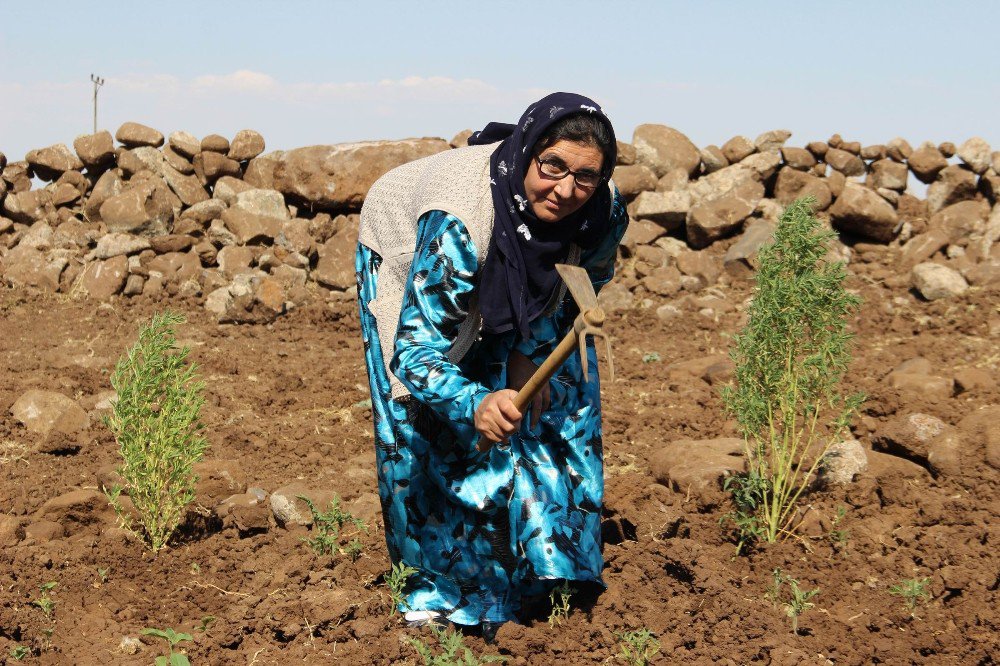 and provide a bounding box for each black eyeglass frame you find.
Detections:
[533,155,602,189]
